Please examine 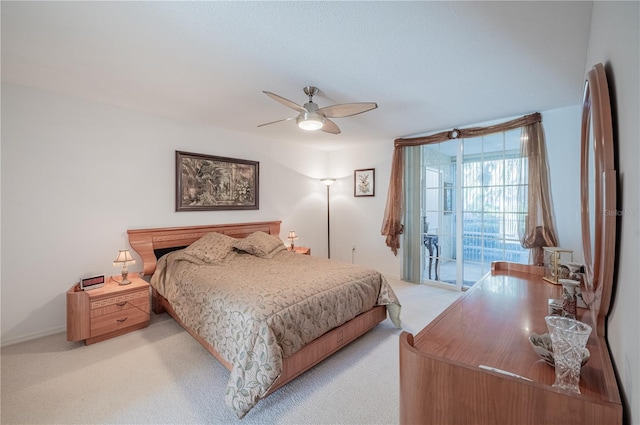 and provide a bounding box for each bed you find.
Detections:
[127,221,401,418]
